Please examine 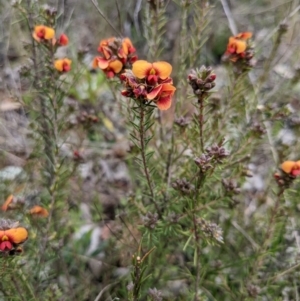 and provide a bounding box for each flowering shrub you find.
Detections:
[1,1,300,300]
